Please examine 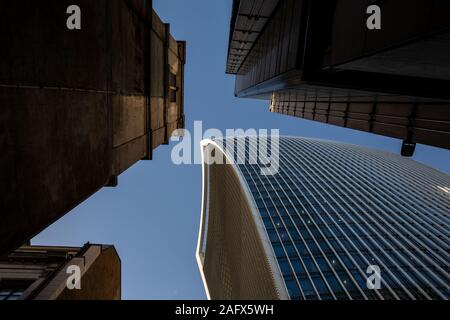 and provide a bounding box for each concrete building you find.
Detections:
[0,1,185,255]
[197,136,450,300]
[0,244,121,300]
[226,0,450,156]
